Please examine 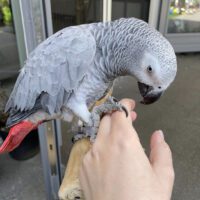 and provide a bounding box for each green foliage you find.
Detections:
[0,0,12,25]
[2,6,11,25]
[0,0,9,7]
